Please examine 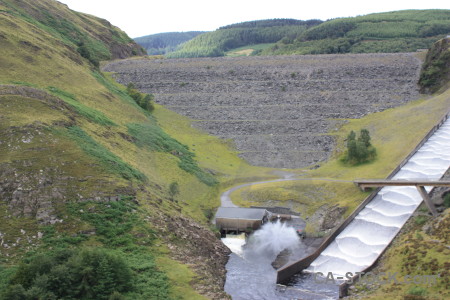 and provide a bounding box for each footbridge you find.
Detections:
[276,112,450,298]
[354,179,450,216]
